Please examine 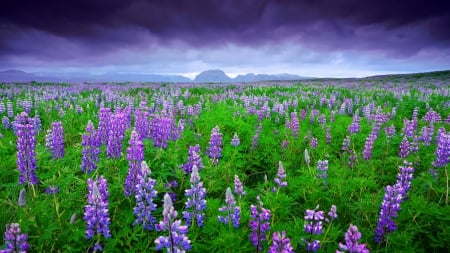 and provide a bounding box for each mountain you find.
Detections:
[194,70,312,83]
[194,69,232,83]
[0,70,50,82]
